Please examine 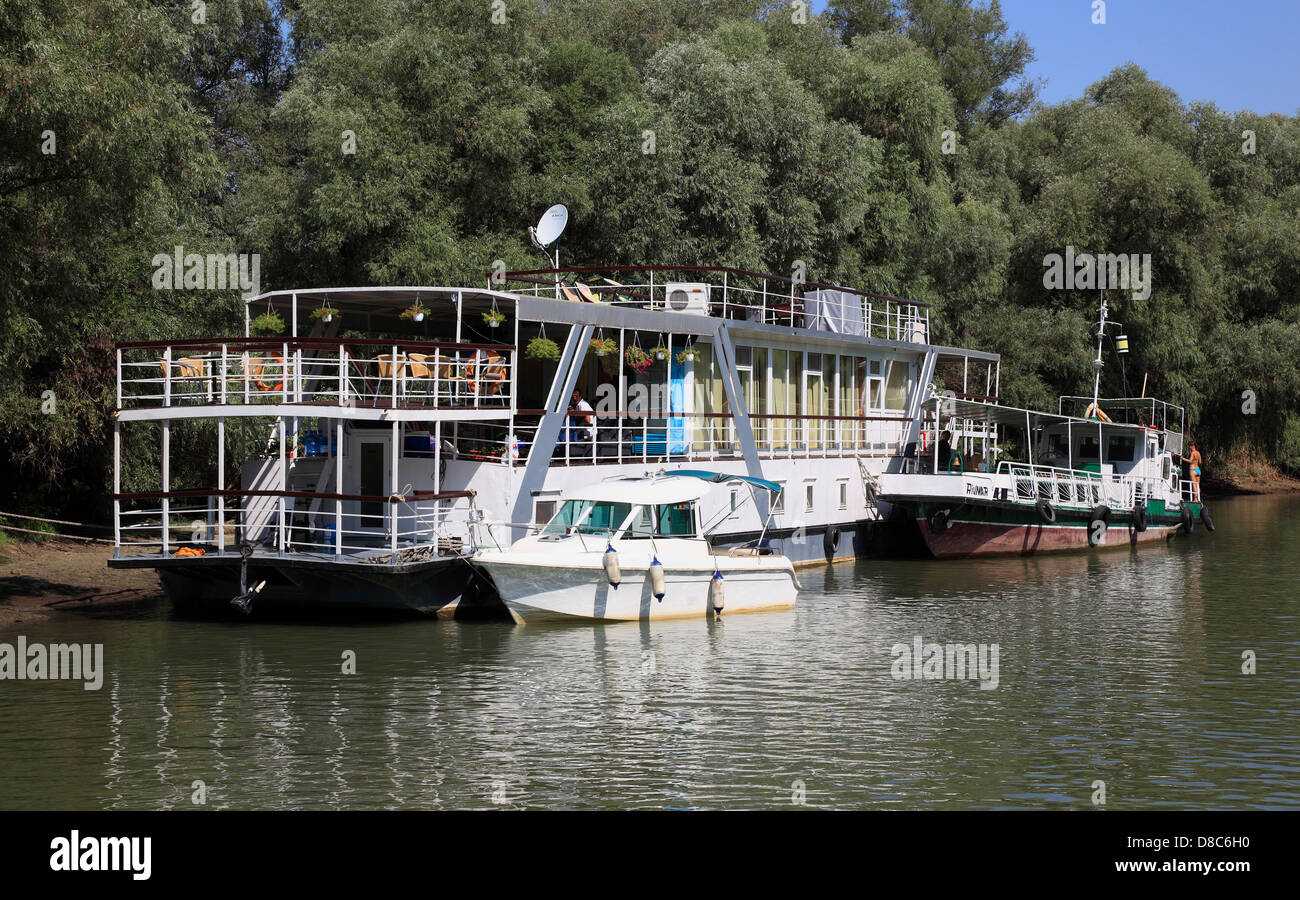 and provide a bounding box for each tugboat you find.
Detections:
[877,294,1214,558]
